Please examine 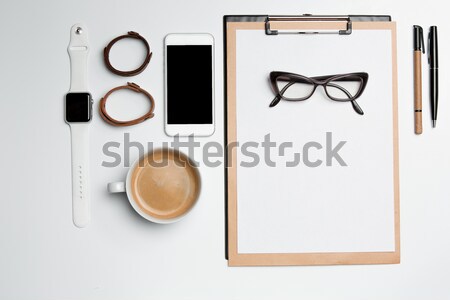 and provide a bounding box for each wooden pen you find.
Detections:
[413,25,425,134]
